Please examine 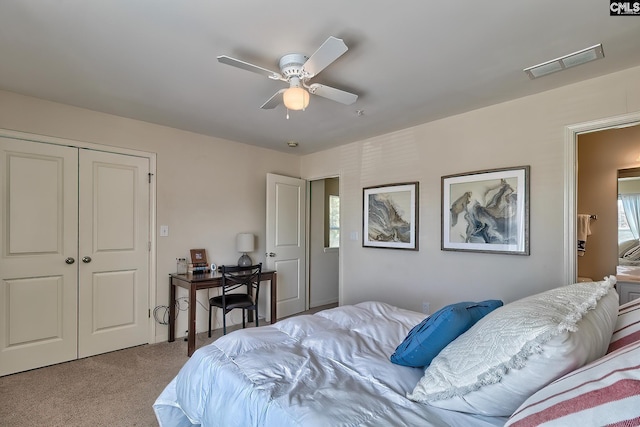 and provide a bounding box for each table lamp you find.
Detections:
[236,233,254,267]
